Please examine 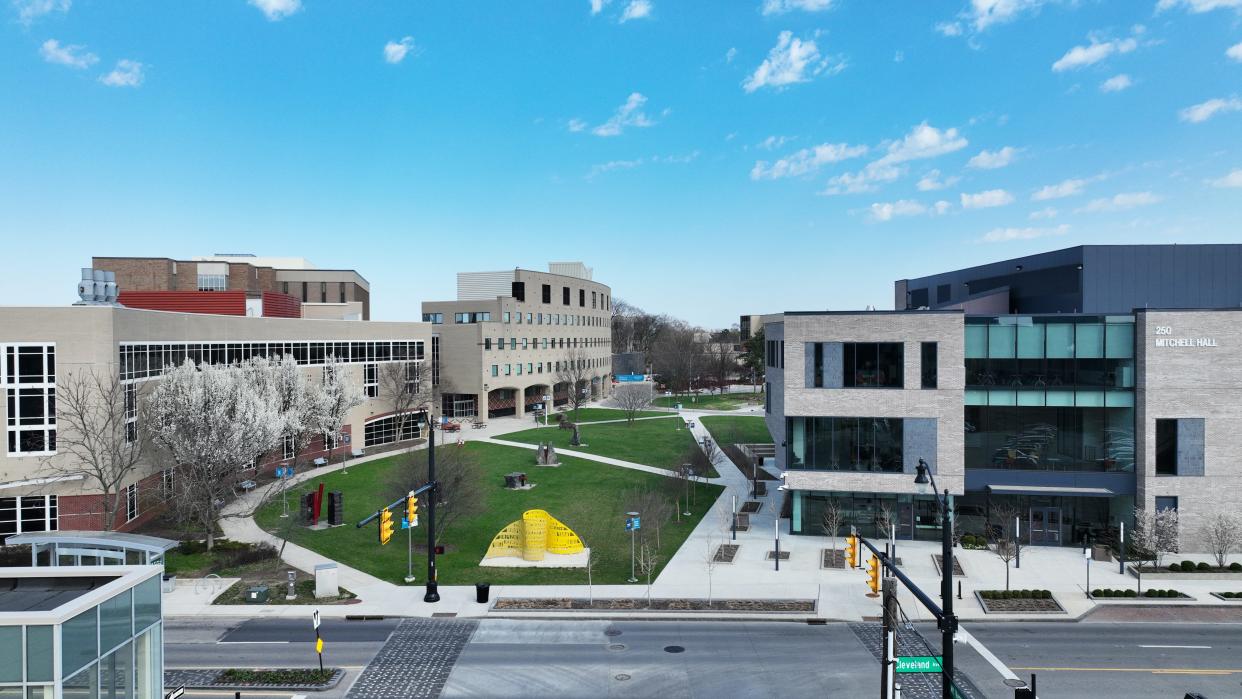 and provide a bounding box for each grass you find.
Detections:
[543,407,673,424]
[653,392,763,411]
[255,442,722,586]
[501,418,716,477]
[701,415,773,446]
